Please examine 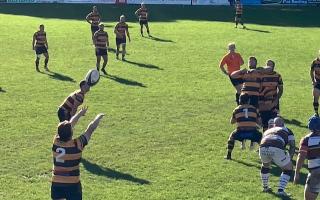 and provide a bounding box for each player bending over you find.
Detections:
[135,3,150,37]
[294,115,320,200]
[114,15,131,61]
[57,80,90,122]
[93,24,109,75]
[32,24,49,72]
[51,107,104,200]
[225,94,262,160]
